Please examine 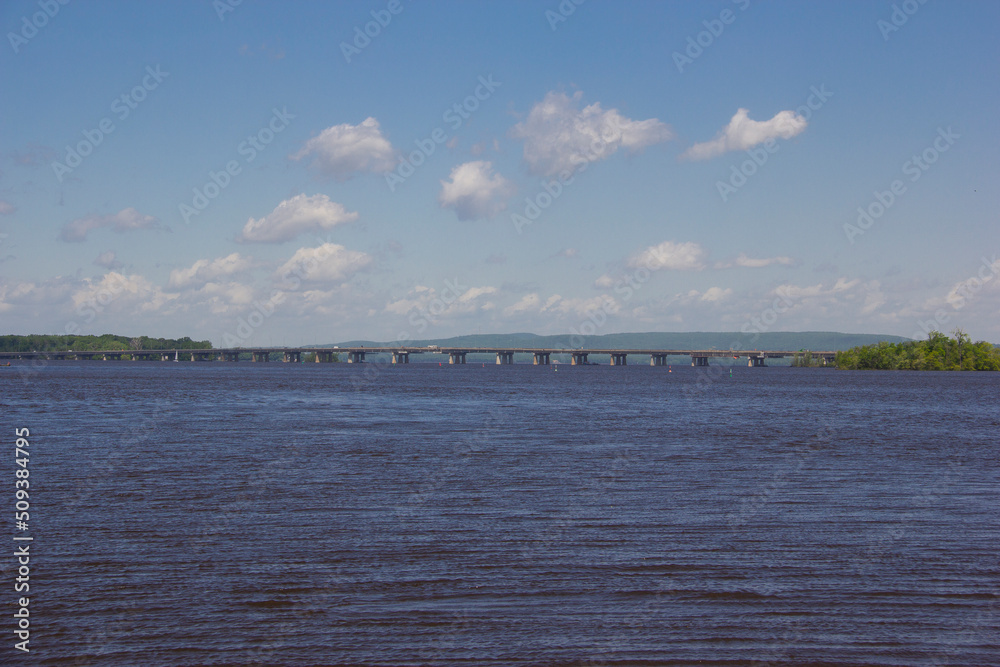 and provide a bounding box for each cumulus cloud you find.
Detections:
[238,194,358,243]
[291,117,396,178]
[438,161,514,221]
[384,284,498,318]
[60,208,163,242]
[628,241,706,271]
[510,91,673,176]
[0,200,15,215]
[777,277,860,300]
[715,253,796,269]
[71,271,174,315]
[698,286,733,302]
[93,250,123,270]
[594,274,615,289]
[168,252,257,289]
[274,243,373,285]
[502,292,615,318]
[682,108,807,161]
